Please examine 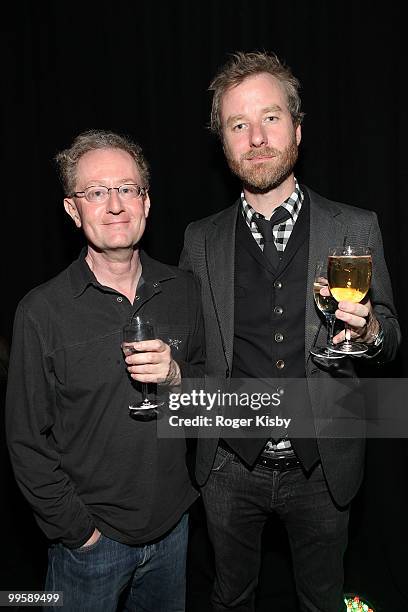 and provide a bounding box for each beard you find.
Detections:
[224,136,299,194]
